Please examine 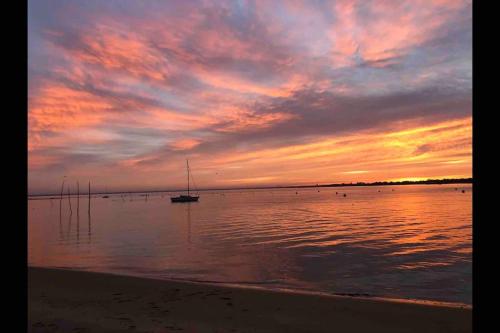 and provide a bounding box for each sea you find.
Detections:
[28,184,472,306]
